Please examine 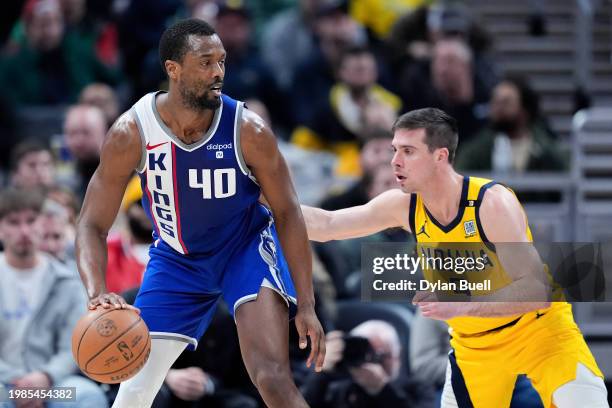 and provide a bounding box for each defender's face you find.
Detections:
[391,128,437,193]
[176,34,226,110]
